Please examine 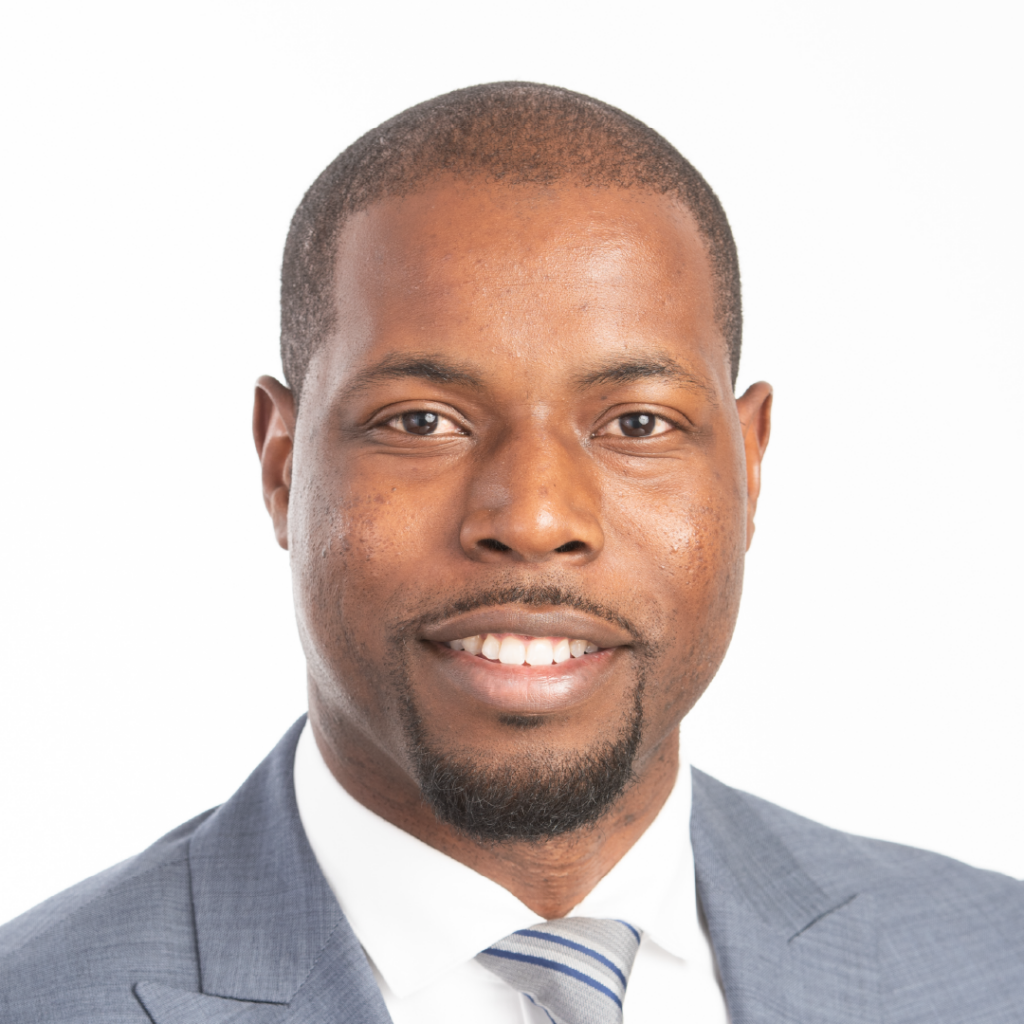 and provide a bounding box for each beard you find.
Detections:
[401,679,645,841]
[383,584,651,843]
